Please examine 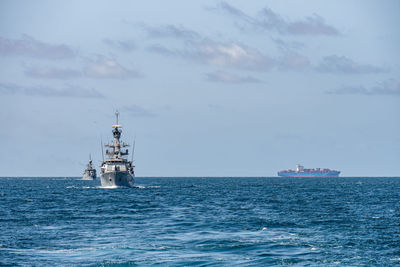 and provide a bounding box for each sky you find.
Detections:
[0,0,399,177]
